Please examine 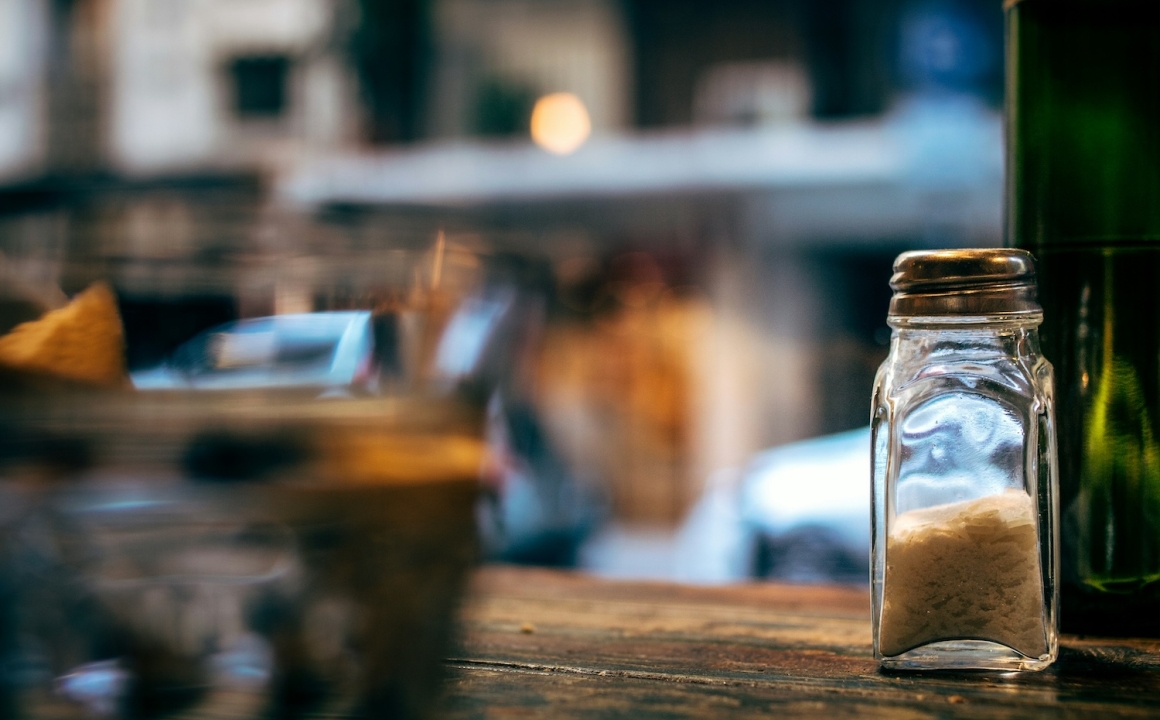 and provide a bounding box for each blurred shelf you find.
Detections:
[281,108,1003,247]
[283,124,902,205]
